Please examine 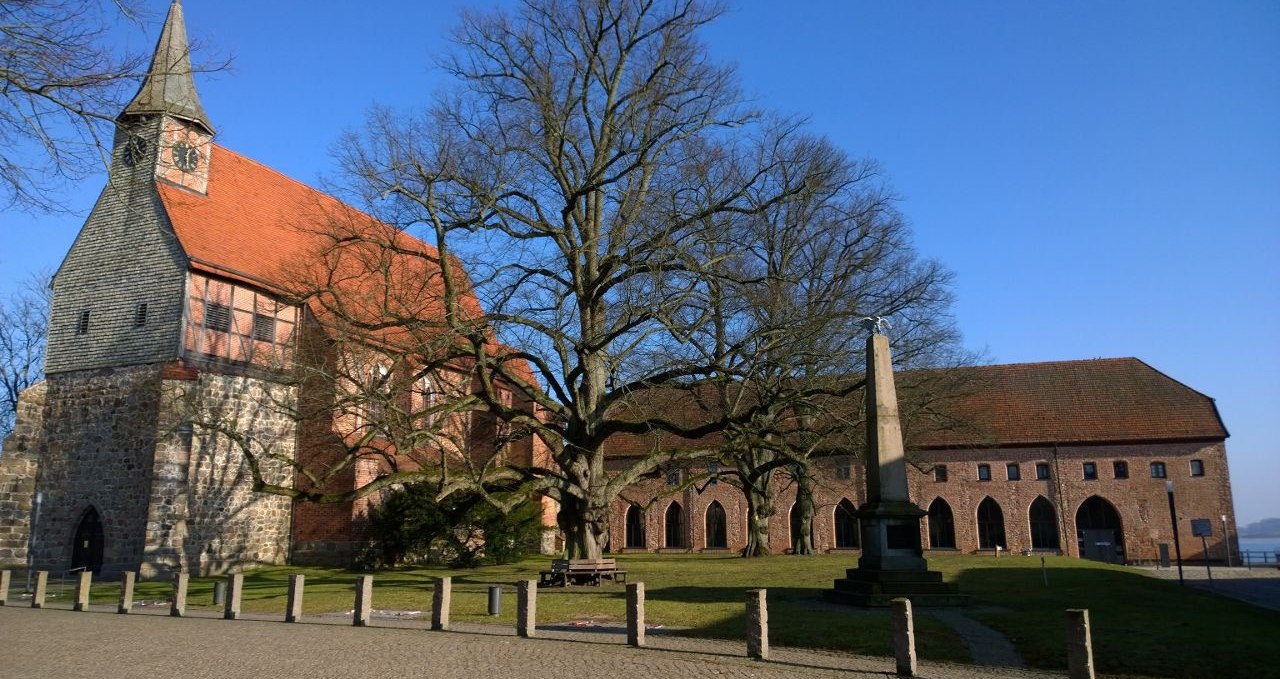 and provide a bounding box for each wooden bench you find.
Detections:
[538,558,627,587]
